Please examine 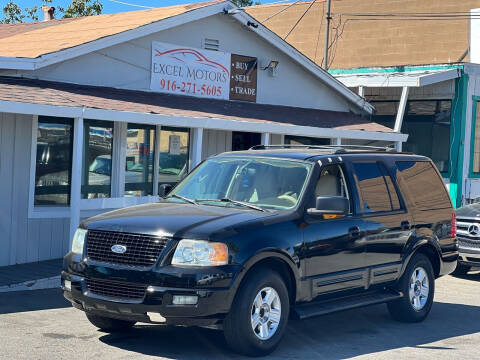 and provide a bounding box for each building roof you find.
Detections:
[246,0,479,69]
[0,76,391,133]
[0,0,220,58]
